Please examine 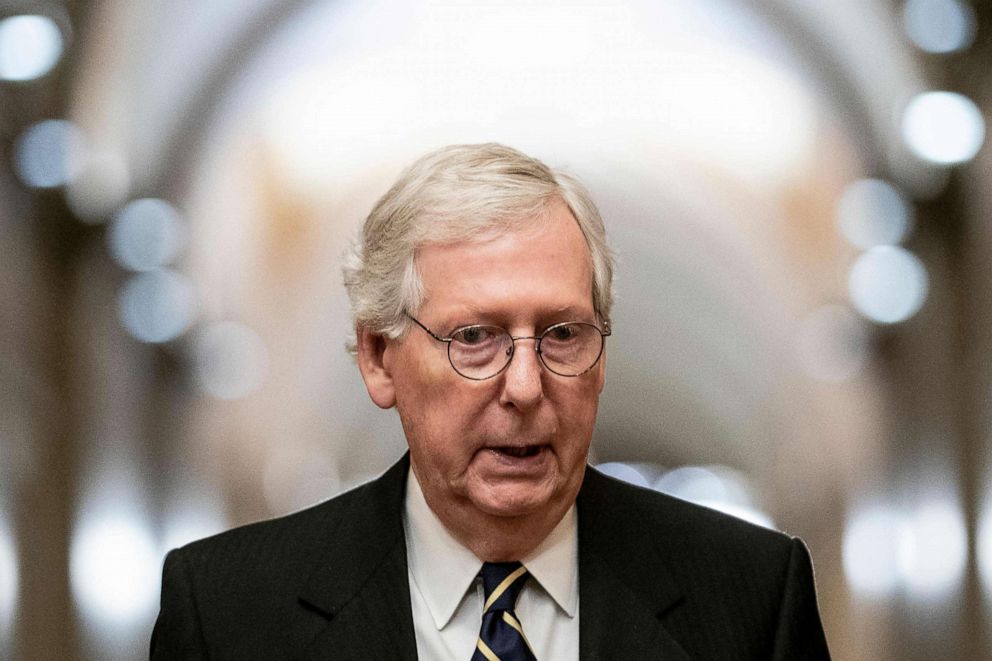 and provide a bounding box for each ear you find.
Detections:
[356,324,397,409]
